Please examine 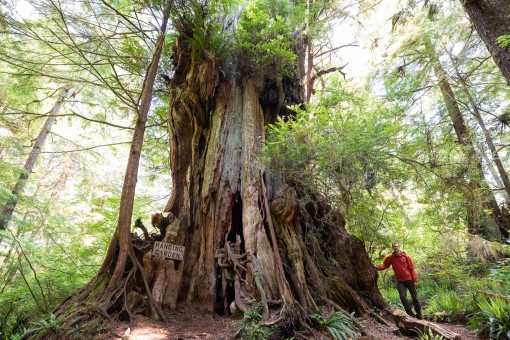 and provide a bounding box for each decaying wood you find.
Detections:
[392,310,462,340]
